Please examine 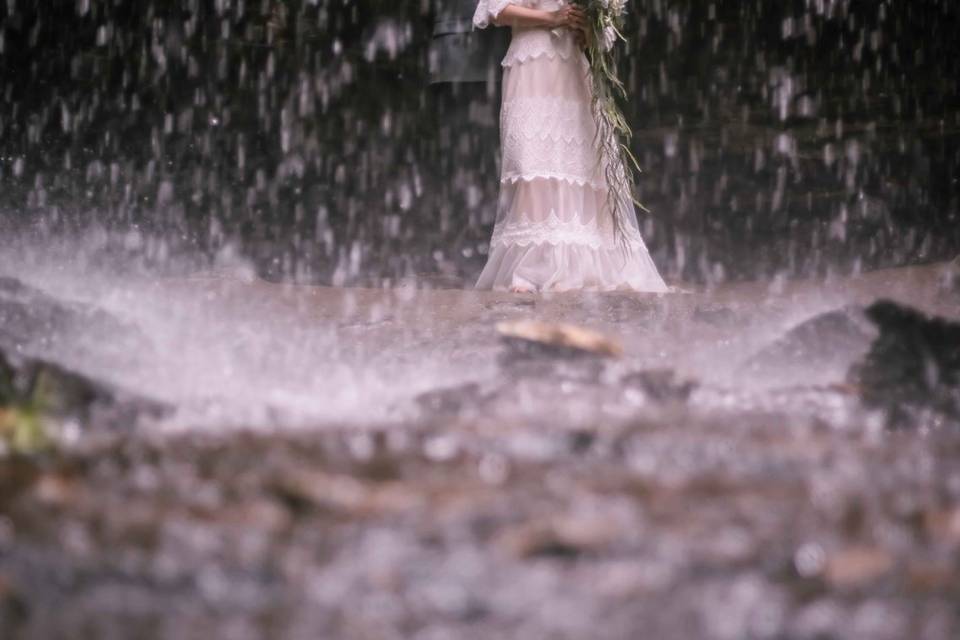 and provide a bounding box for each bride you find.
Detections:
[472,0,669,293]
